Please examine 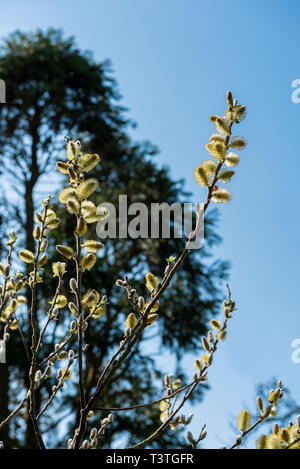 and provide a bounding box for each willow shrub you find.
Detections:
[0,92,299,450]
